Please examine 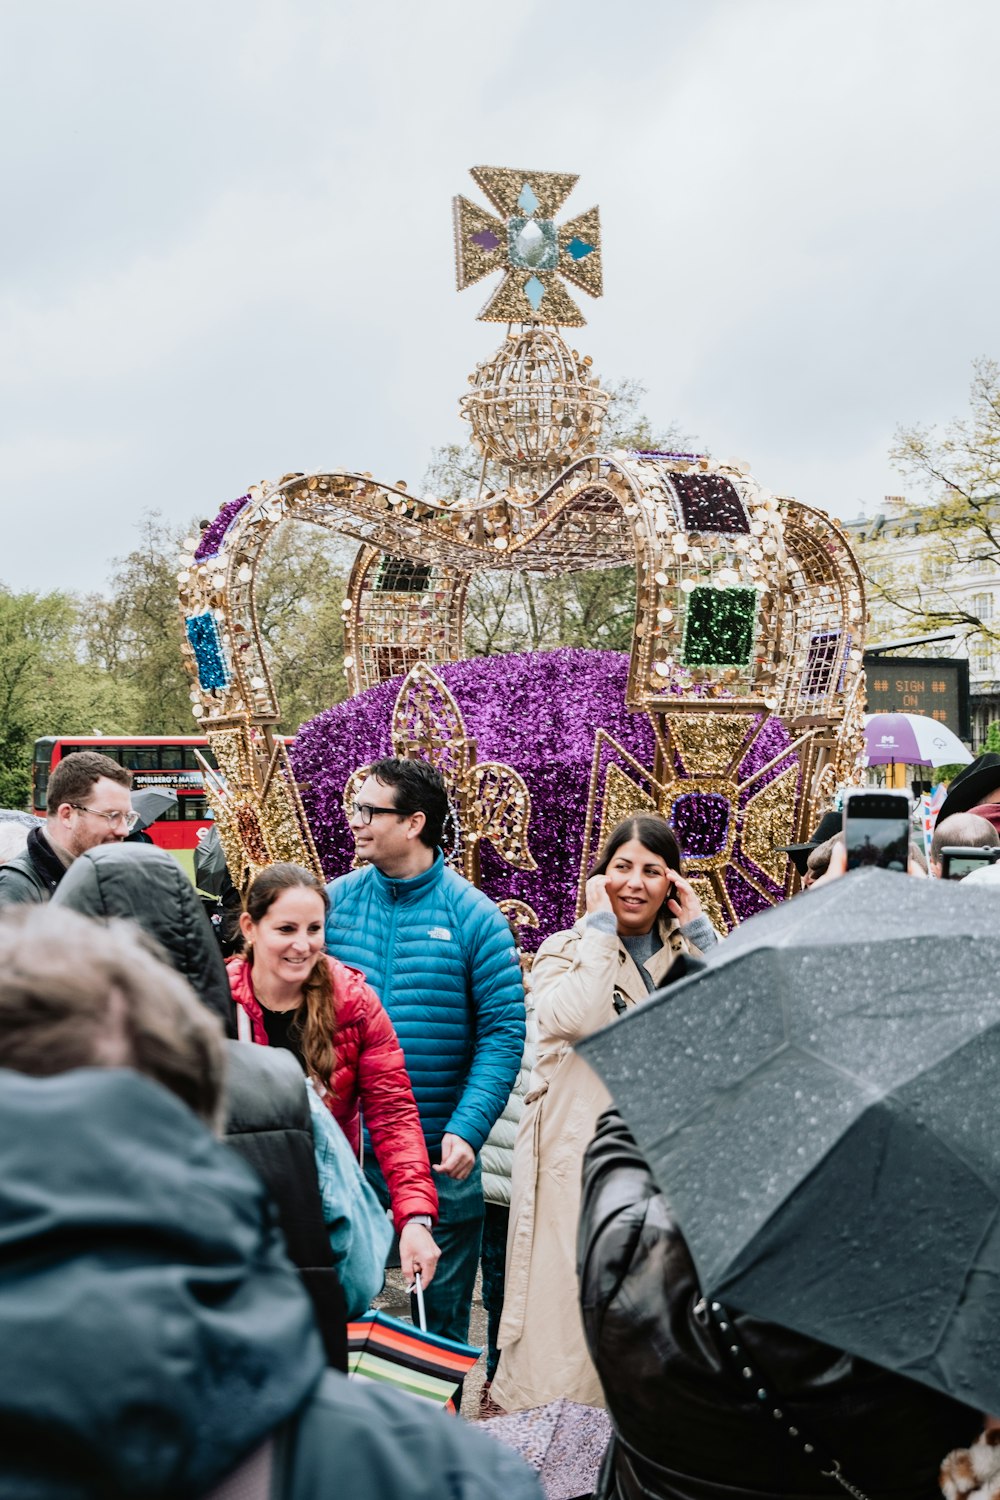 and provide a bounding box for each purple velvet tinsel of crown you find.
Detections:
[194,495,251,561]
[292,650,654,947]
[291,649,799,945]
